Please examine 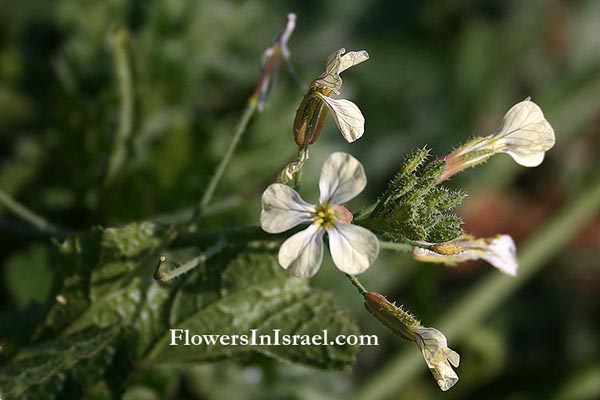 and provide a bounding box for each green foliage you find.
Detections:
[148,252,359,369]
[363,148,466,243]
[1,1,599,398]
[0,326,119,400]
[0,223,359,397]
